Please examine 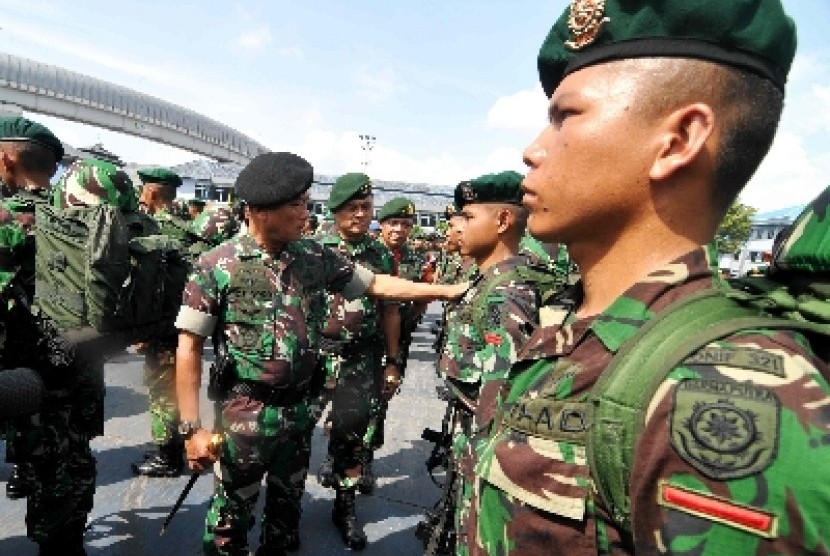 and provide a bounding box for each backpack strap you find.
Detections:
[586,288,830,532]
